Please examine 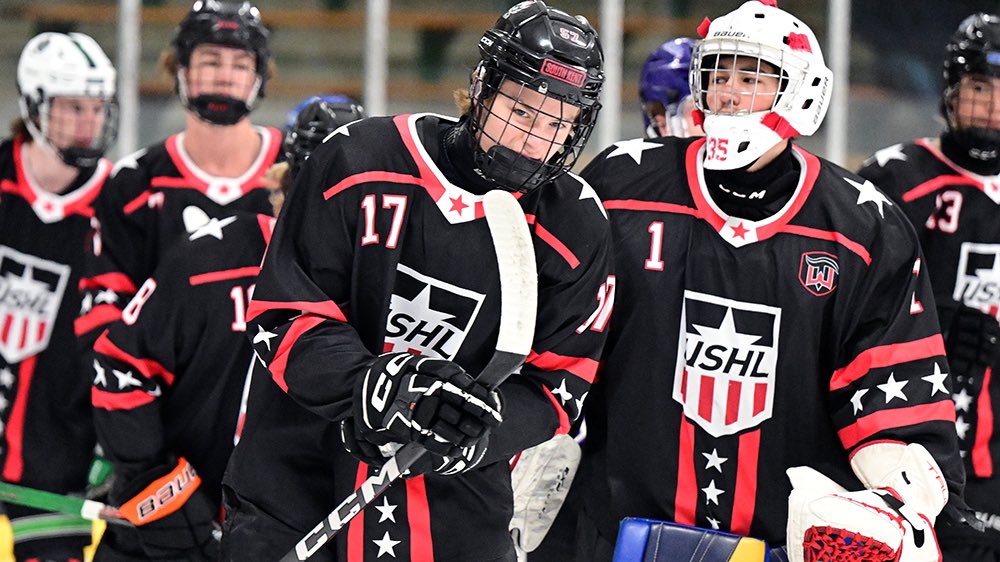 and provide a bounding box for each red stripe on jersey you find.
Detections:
[526,350,598,383]
[80,272,138,293]
[123,191,154,215]
[324,171,424,200]
[246,299,347,323]
[95,332,177,386]
[973,366,994,478]
[394,114,447,202]
[2,357,35,482]
[698,375,715,423]
[268,314,326,392]
[602,199,699,216]
[533,221,580,269]
[189,267,260,286]
[257,214,275,246]
[1,314,11,344]
[91,387,156,411]
[674,415,697,525]
[347,463,367,562]
[837,401,956,449]
[781,225,872,265]
[829,335,945,391]
[726,380,741,425]
[17,318,28,350]
[730,429,761,535]
[541,386,571,435]
[406,477,434,561]
[74,304,122,337]
[753,381,767,415]
[902,175,977,203]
